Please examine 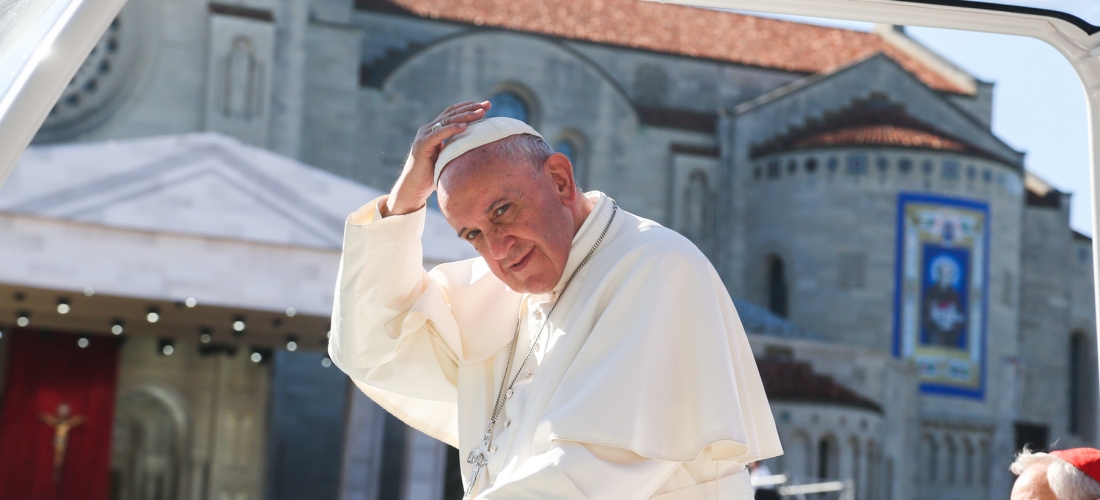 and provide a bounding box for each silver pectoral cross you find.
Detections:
[464,431,493,498]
